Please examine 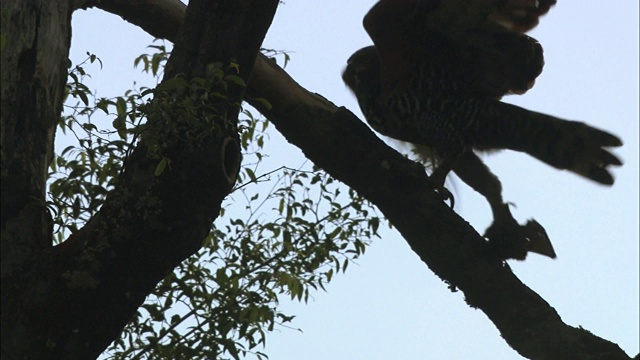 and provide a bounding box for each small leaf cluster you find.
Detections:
[139,60,247,169]
[49,54,151,240]
[134,41,169,80]
[106,164,379,360]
